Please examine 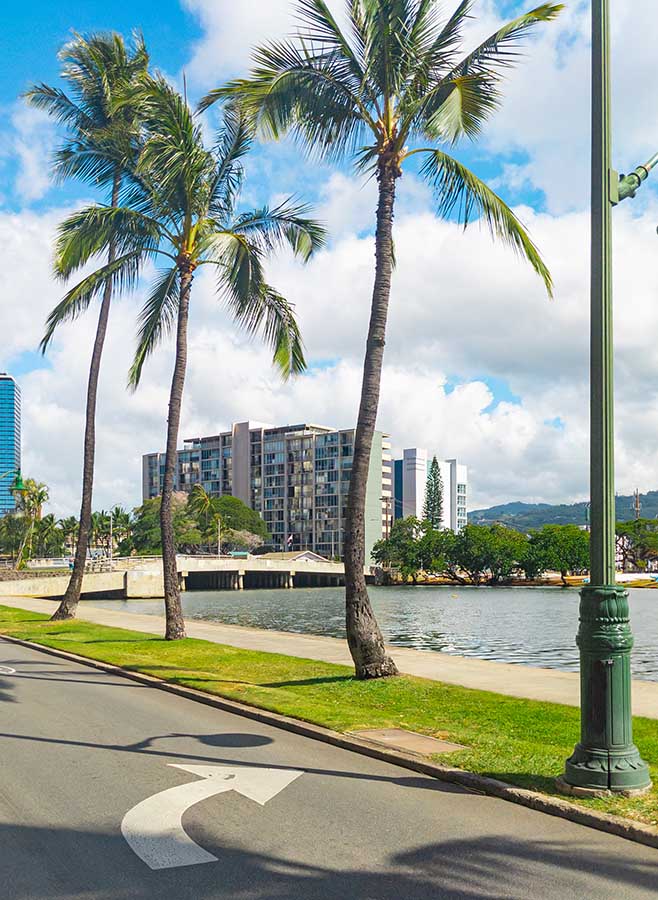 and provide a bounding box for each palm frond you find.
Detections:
[54,205,165,279]
[23,83,94,133]
[207,106,253,221]
[450,3,563,81]
[25,32,149,194]
[230,200,326,261]
[419,148,552,295]
[128,266,180,388]
[136,75,213,214]
[295,0,367,86]
[200,41,373,163]
[416,73,498,142]
[41,251,142,351]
